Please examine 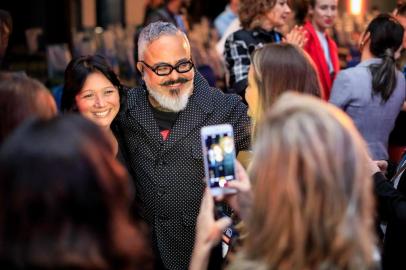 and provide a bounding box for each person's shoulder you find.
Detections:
[225,29,257,51]
[214,9,228,24]
[210,88,246,110]
[335,66,359,82]
[126,85,144,96]
[193,72,246,112]
[122,85,146,106]
[395,69,406,83]
[302,21,314,33]
[232,28,251,37]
